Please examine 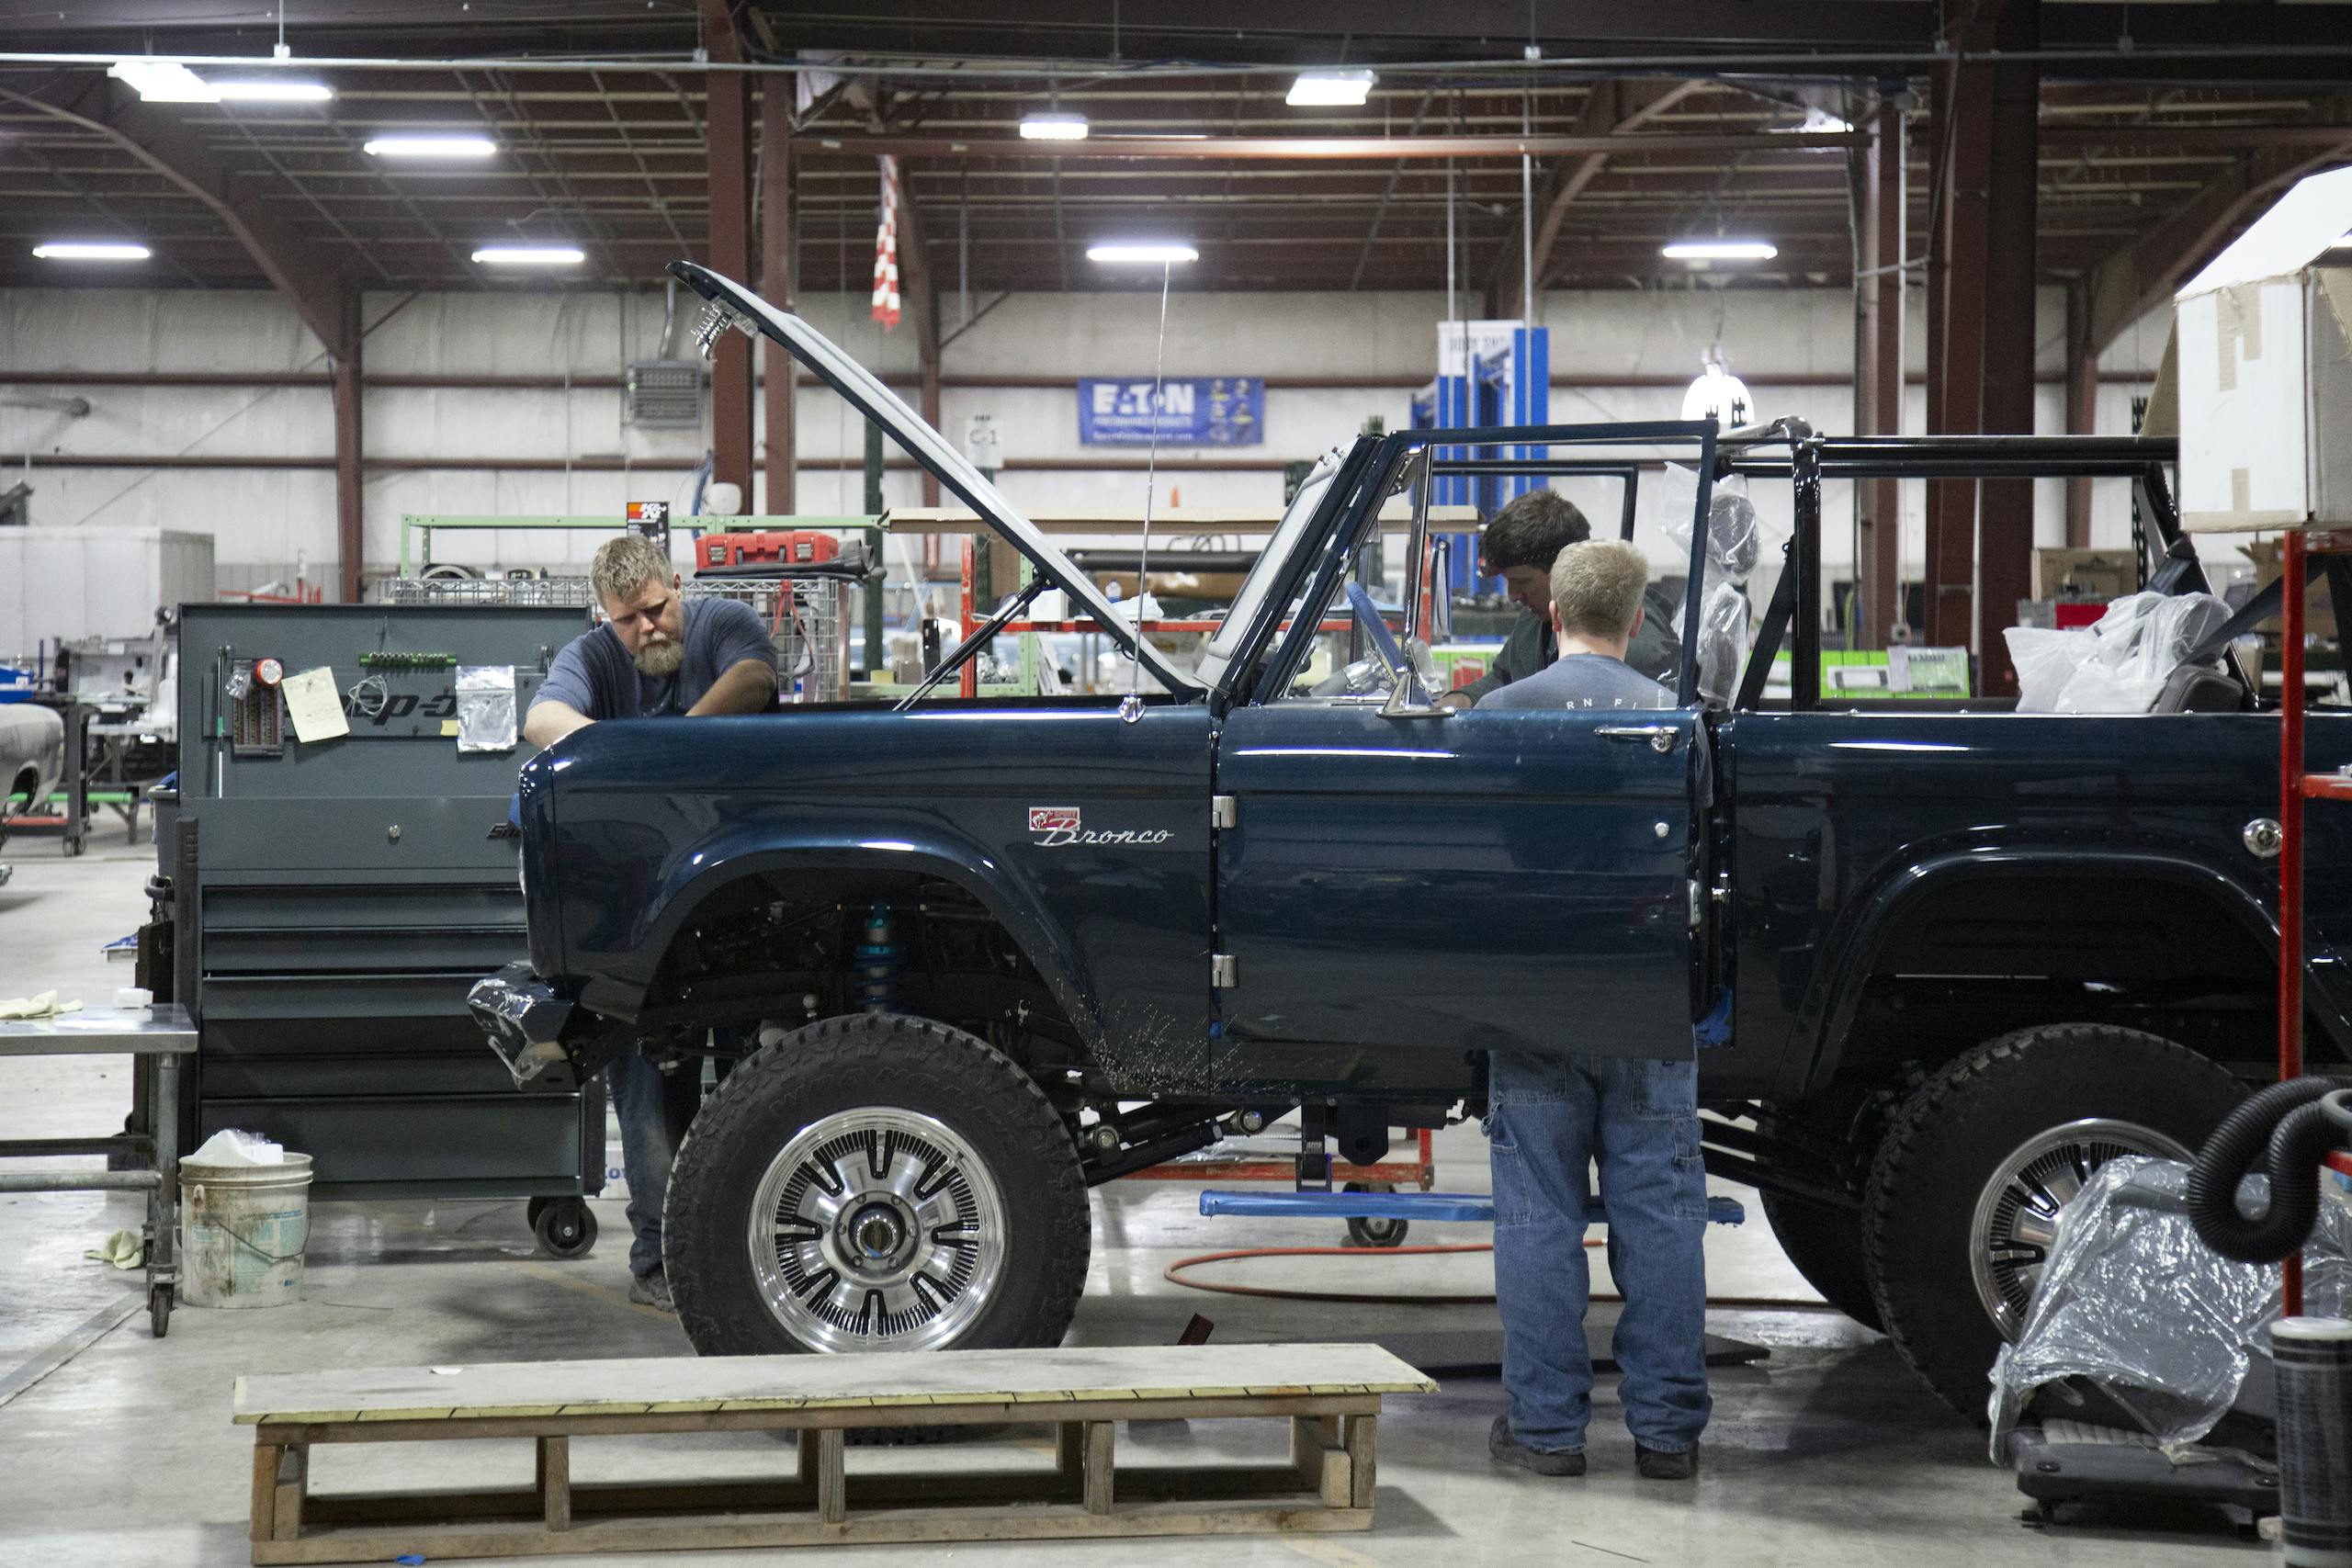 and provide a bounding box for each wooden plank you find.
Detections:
[236,1344,1432,1427]
[815,1428,845,1525]
[535,1436,569,1531]
[272,1446,307,1541]
[299,1463,1321,1527]
[264,1392,1385,1445]
[1083,1421,1114,1516]
[1291,1416,1348,1507]
[1344,1415,1376,1510]
[249,1499,1375,1564]
[249,1442,282,1547]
